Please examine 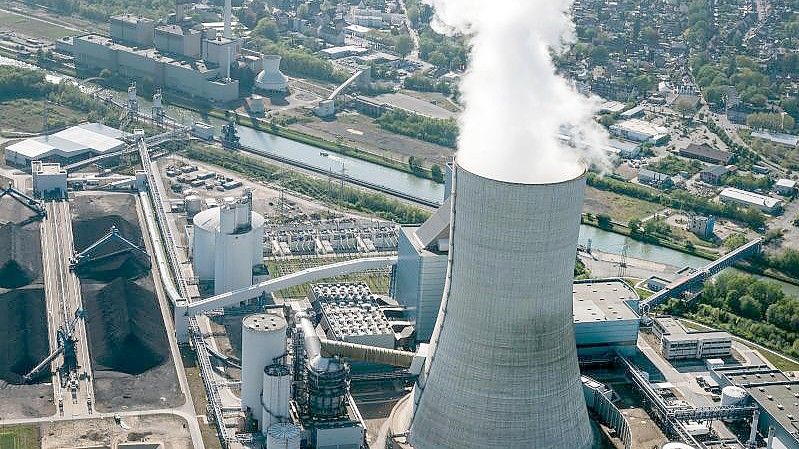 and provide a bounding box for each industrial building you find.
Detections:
[653,316,732,360]
[700,165,730,185]
[720,188,783,214]
[5,123,127,167]
[610,118,669,143]
[31,161,67,199]
[639,168,675,188]
[310,283,396,349]
[191,191,265,295]
[389,160,594,449]
[688,215,715,239]
[679,143,733,165]
[711,365,799,449]
[255,55,289,92]
[573,279,641,356]
[775,179,797,196]
[68,34,239,103]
